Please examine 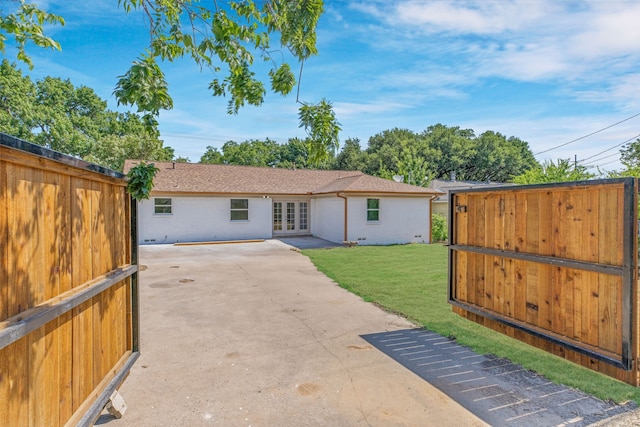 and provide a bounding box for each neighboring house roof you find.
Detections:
[123,160,443,196]
[428,179,513,202]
